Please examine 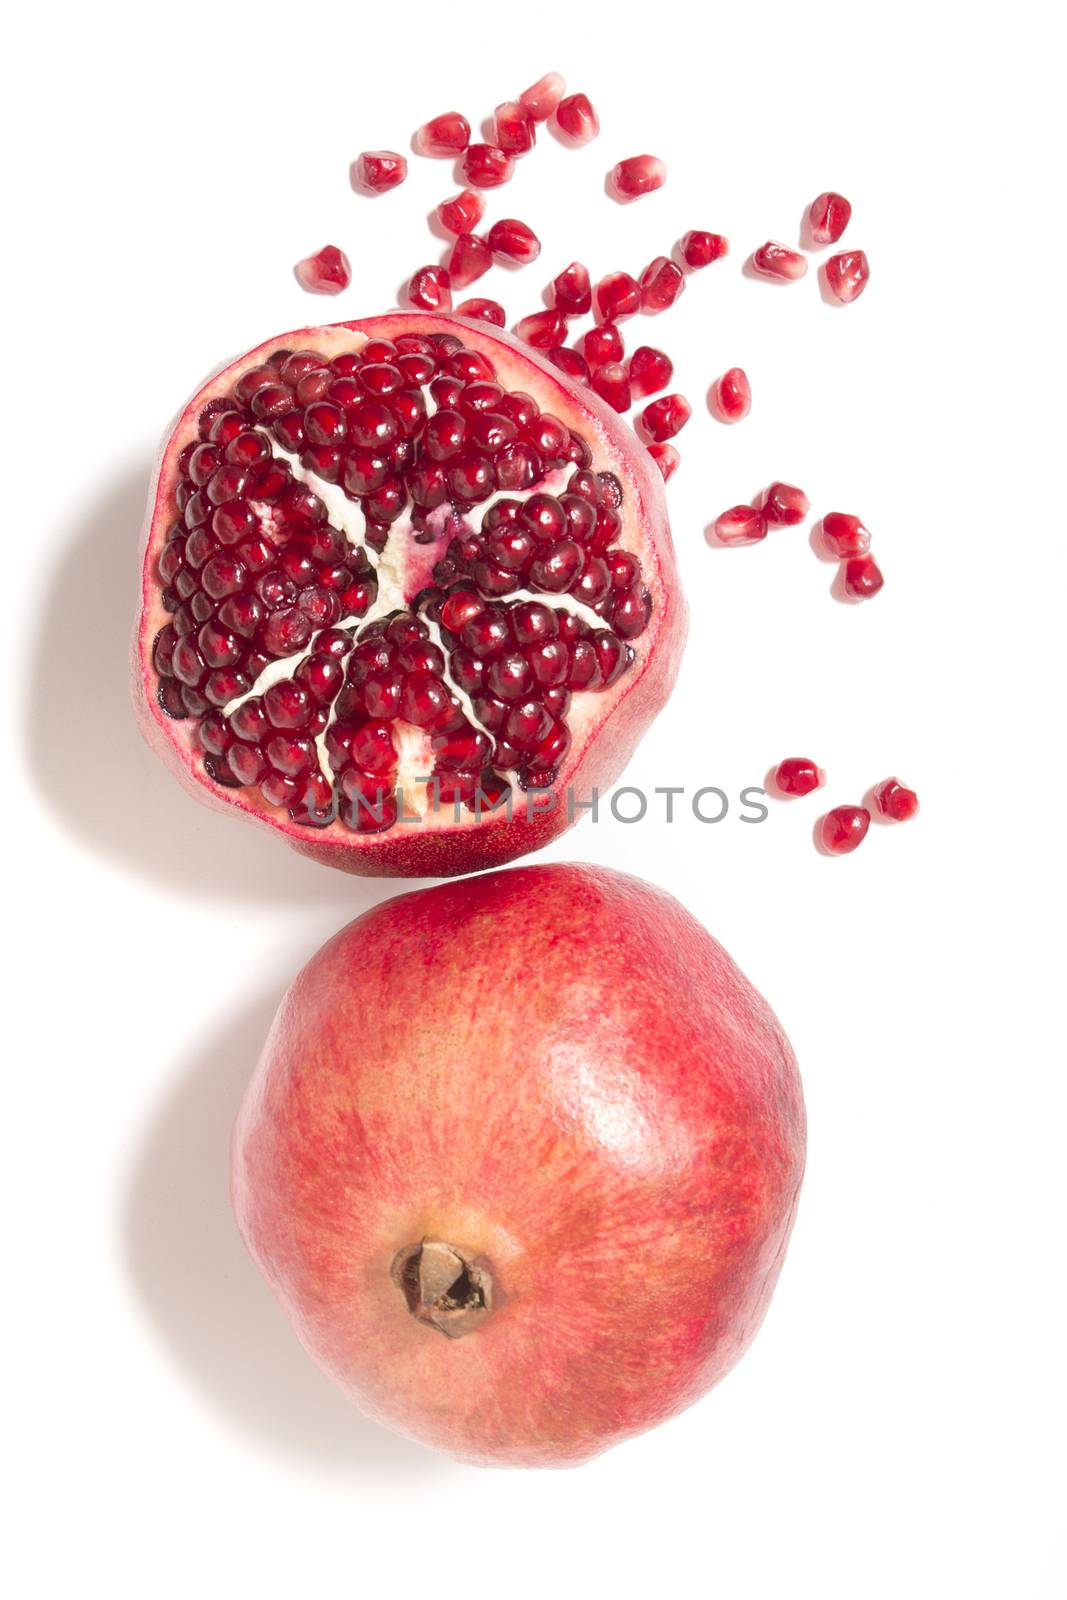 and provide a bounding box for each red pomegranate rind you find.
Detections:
[134,315,686,878]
